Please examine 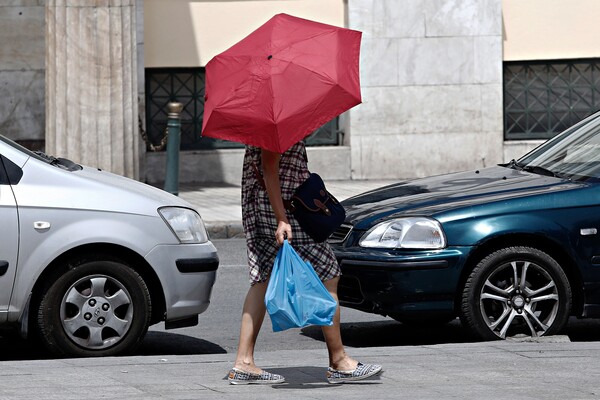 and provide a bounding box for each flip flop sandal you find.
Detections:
[326,362,383,384]
[228,368,286,385]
